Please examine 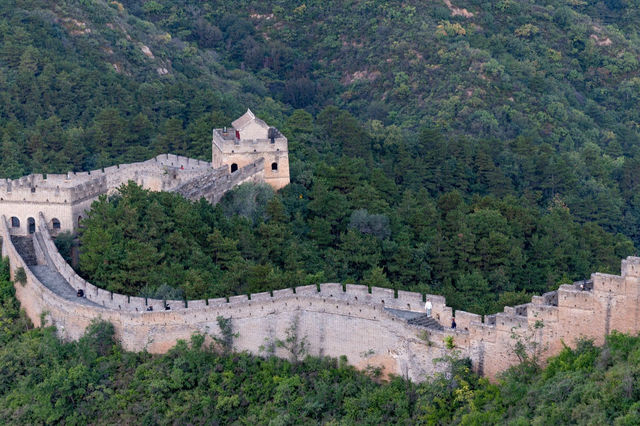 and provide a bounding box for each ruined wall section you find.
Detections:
[469,268,640,379]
